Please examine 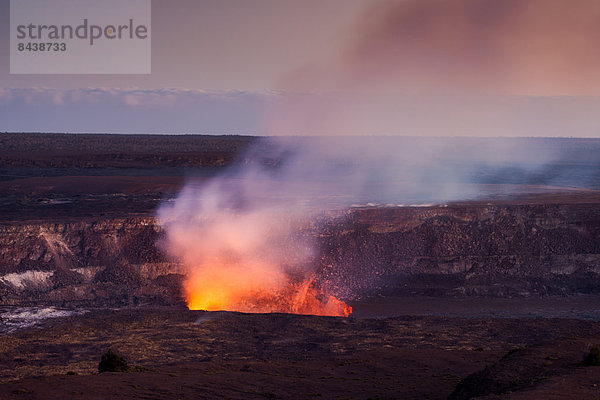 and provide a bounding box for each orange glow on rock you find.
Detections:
[158,197,351,318]
[184,267,351,317]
